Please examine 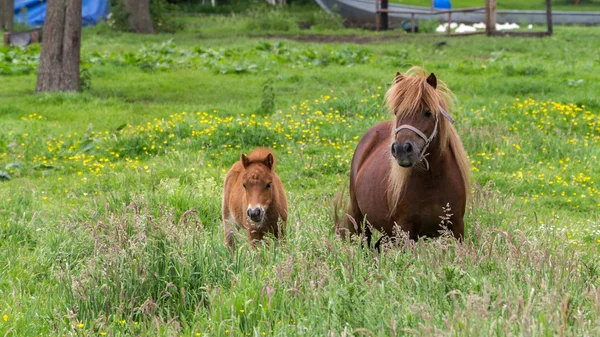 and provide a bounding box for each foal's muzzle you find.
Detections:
[247,207,264,222]
[391,141,417,167]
